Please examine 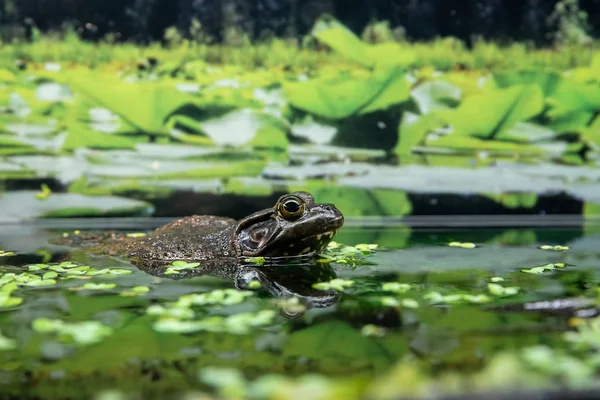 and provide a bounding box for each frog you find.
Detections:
[53,191,344,262]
